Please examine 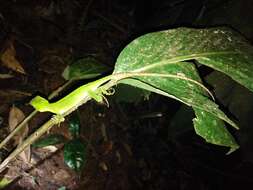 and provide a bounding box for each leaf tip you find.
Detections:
[226,144,239,155]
